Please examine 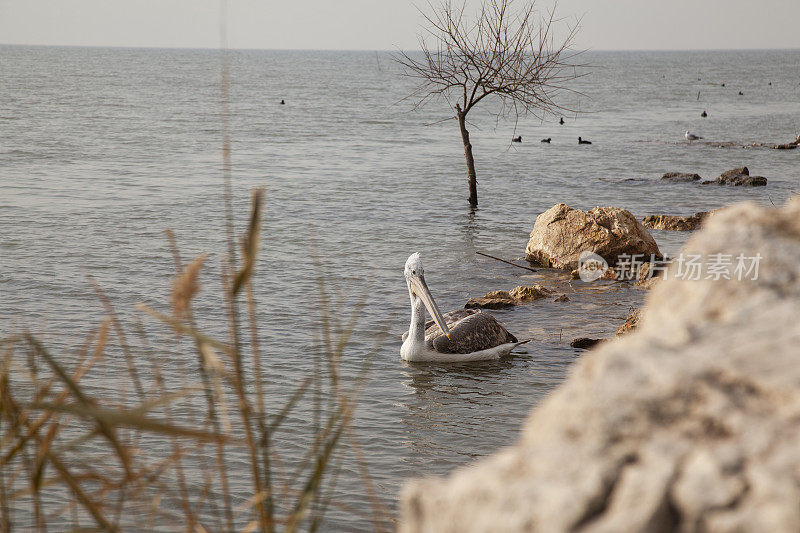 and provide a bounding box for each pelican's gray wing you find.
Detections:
[402,309,478,342]
[426,310,517,354]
